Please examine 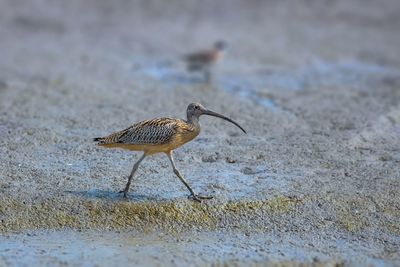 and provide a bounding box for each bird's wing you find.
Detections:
[94,118,179,145]
[184,50,214,63]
